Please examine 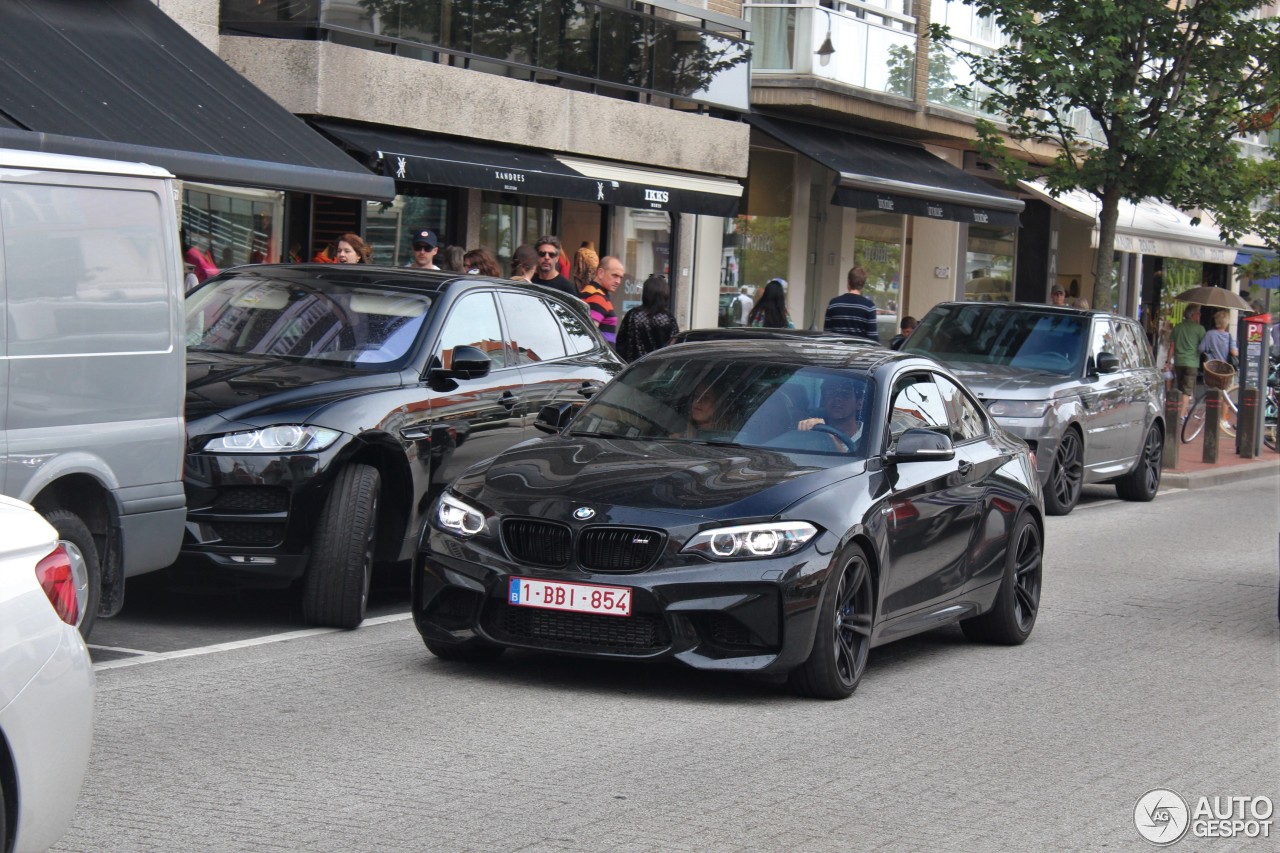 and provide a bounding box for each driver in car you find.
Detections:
[798,376,863,449]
